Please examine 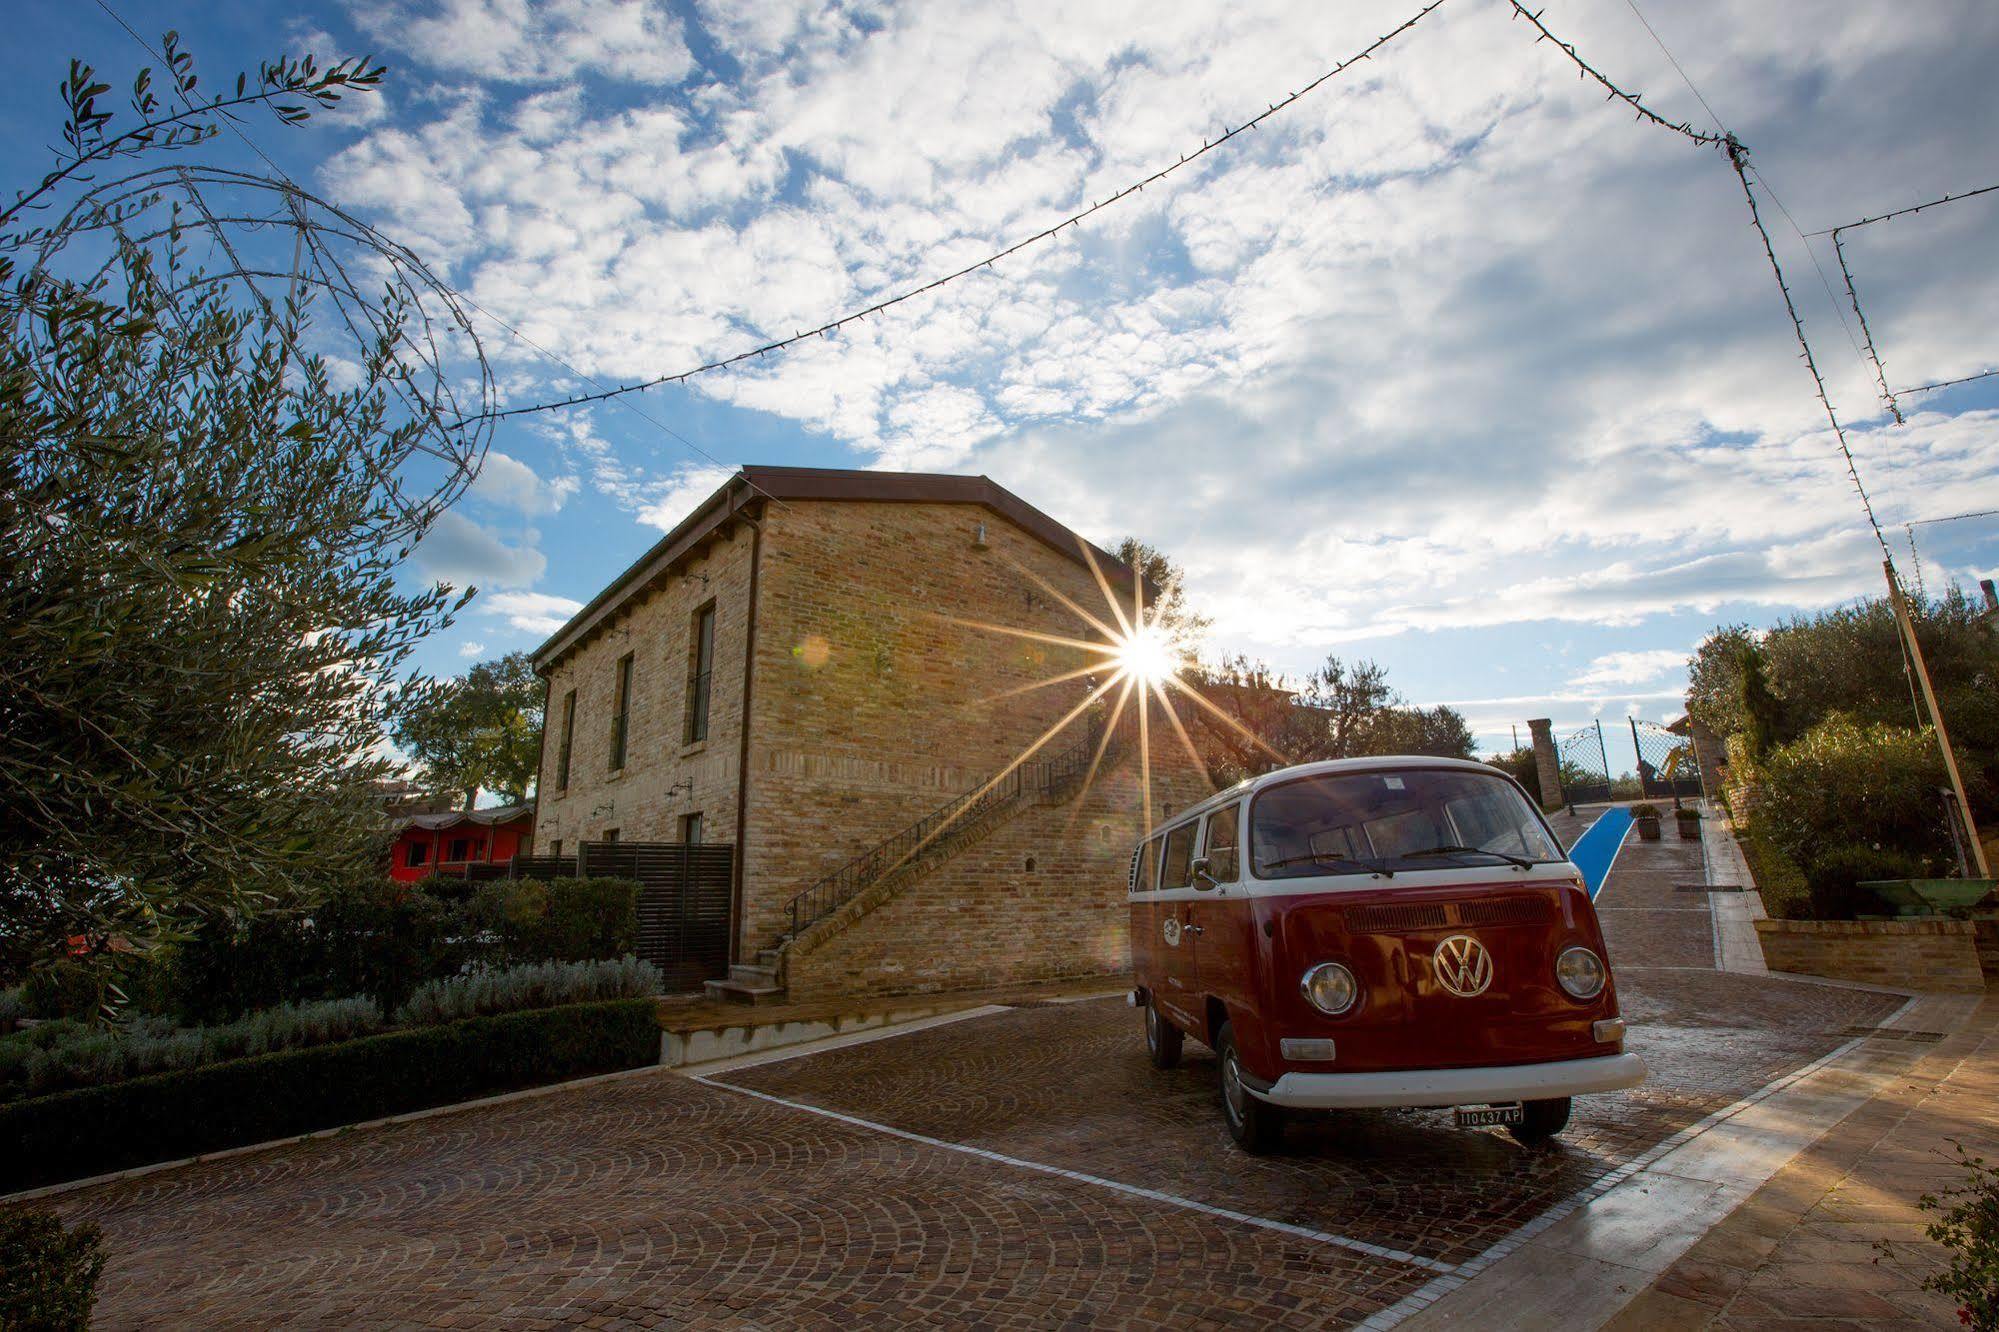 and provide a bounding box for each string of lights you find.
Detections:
[1899,368,1999,397]
[470,0,1454,423]
[1830,229,1903,423]
[1906,506,1999,529]
[1503,1,1728,149]
[1810,182,1999,237]
[1510,0,1890,555]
